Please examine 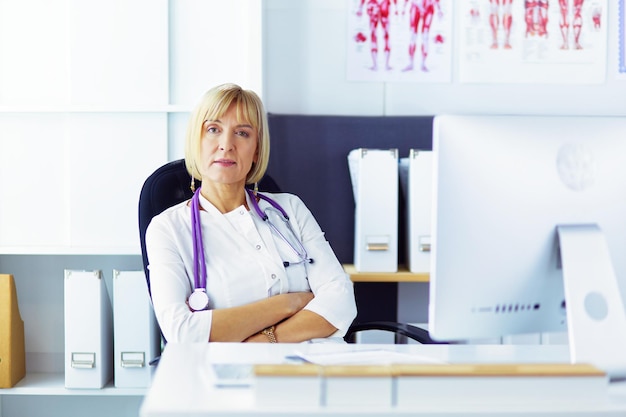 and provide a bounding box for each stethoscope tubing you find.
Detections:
[190,187,313,293]
[191,190,207,290]
[246,188,313,264]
